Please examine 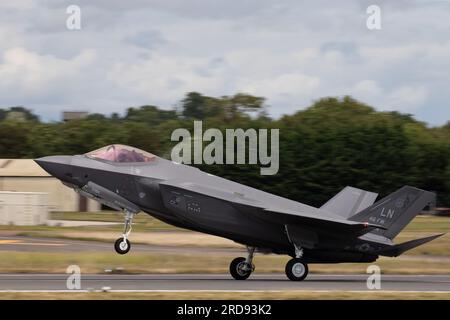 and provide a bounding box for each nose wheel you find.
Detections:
[114,238,131,254]
[230,247,255,280]
[114,210,135,255]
